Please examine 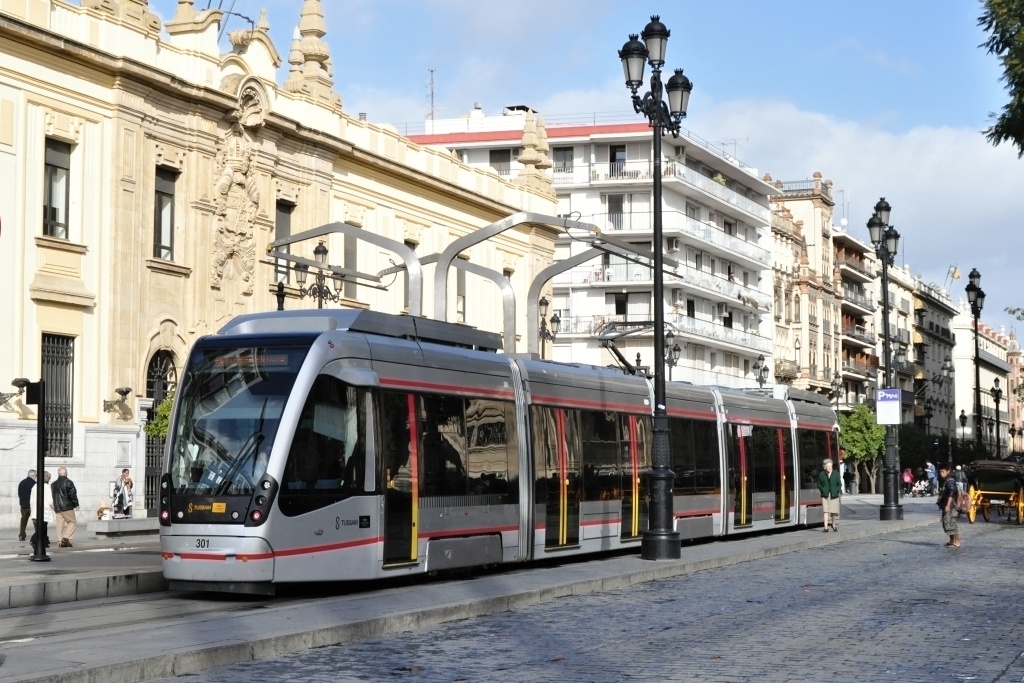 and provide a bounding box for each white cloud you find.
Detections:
[697,98,1024,332]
